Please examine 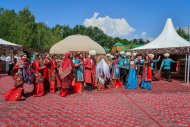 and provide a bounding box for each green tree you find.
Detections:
[177,28,190,41]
